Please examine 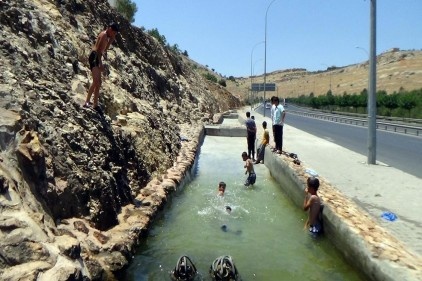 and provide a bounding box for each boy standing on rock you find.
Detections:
[84,22,119,111]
